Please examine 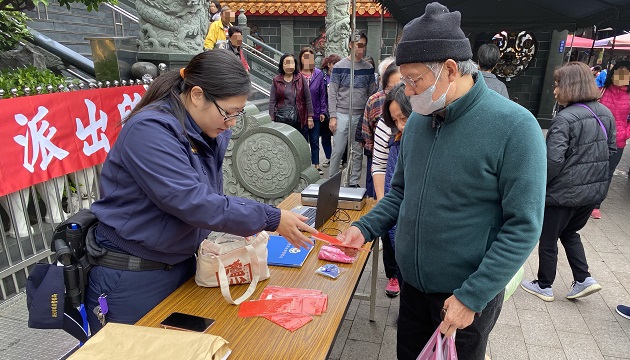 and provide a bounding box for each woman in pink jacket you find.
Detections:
[593,61,630,219]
